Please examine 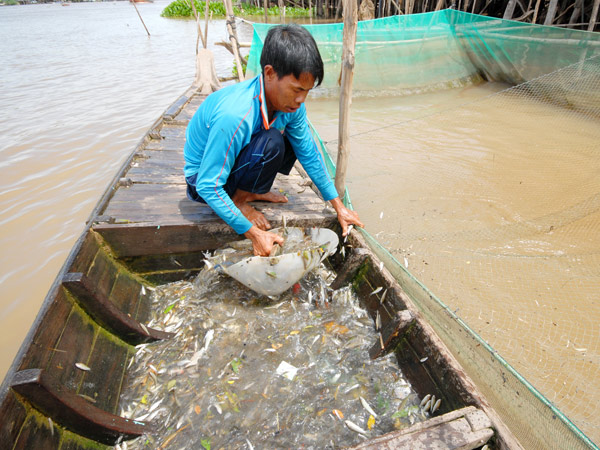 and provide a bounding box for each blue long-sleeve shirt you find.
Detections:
[183,75,338,234]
